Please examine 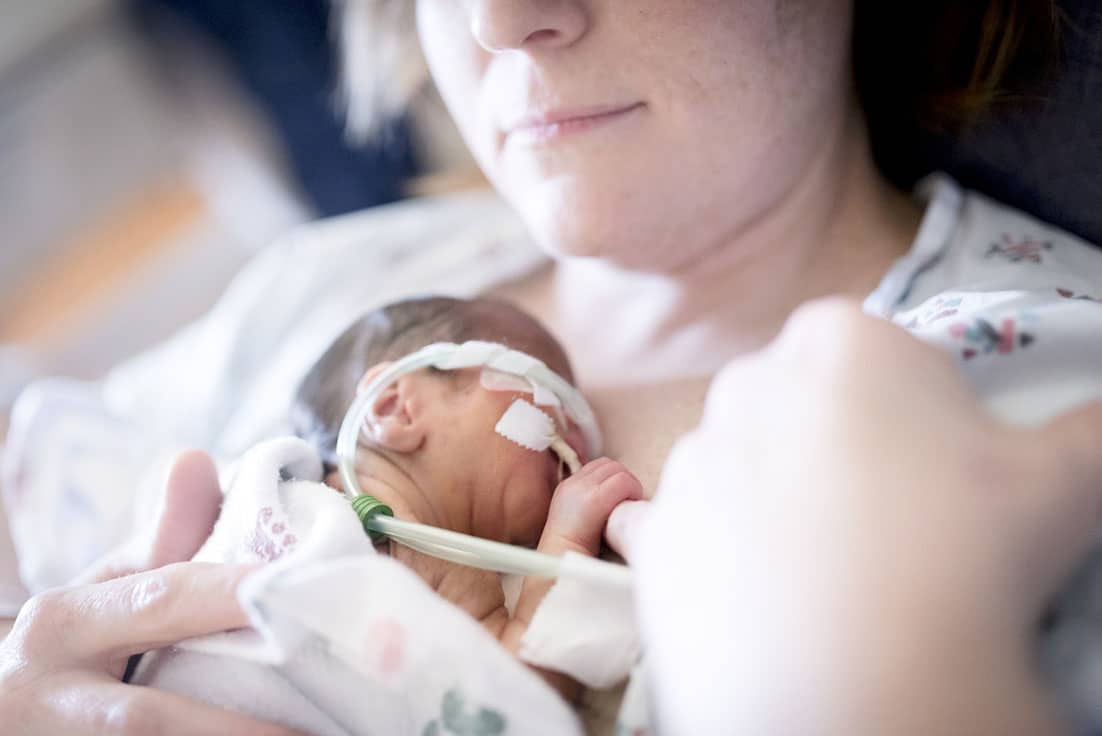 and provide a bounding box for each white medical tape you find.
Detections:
[495,399,556,452]
[531,383,559,408]
[480,367,562,409]
[479,368,533,394]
